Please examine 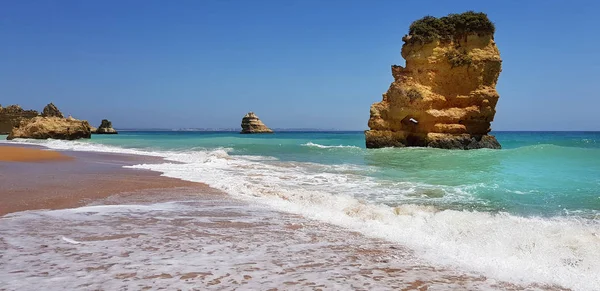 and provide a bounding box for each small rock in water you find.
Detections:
[95,119,118,134]
[240,112,273,134]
